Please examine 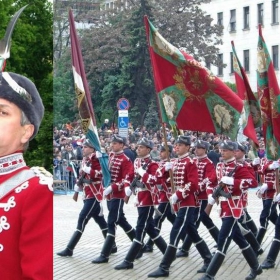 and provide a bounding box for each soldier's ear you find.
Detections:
[21,124,34,144]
